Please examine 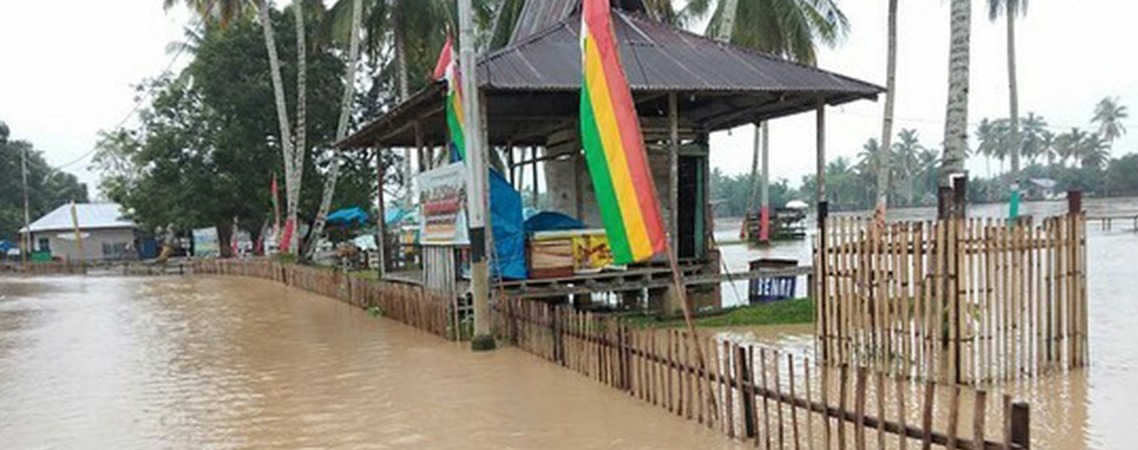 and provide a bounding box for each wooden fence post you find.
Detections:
[1011,401,1030,450]
[737,346,755,438]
